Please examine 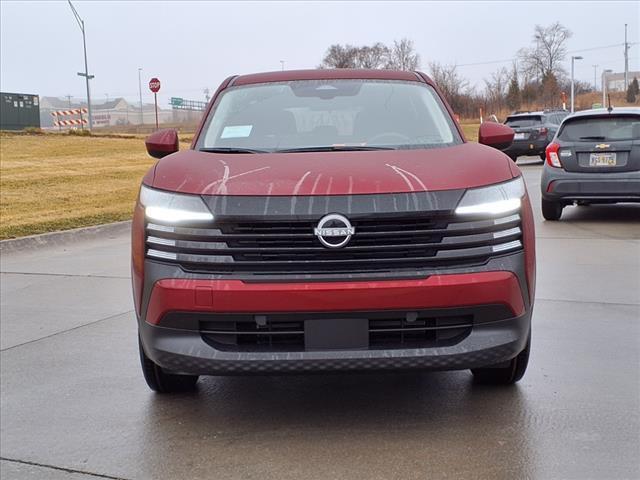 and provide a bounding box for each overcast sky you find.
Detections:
[1,0,638,107]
